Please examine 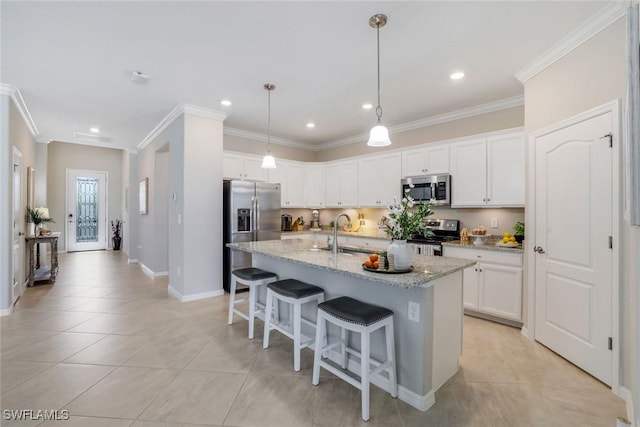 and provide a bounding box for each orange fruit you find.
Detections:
[369,254,379,262]
[364,259,373,268]
[373,261,380,269]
